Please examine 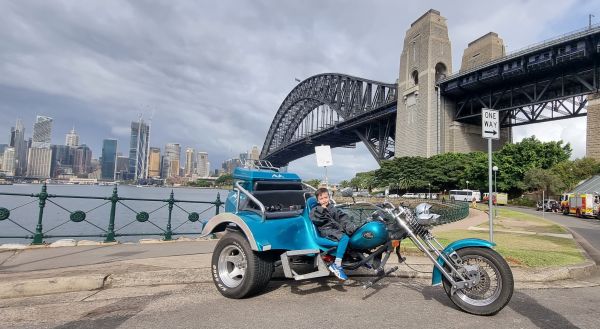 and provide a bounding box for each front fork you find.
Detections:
[392,209,481,292]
